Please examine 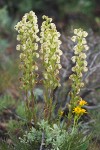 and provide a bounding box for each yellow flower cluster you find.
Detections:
[73,106,86,115]
[40,15,62,89]
[14,11,39,89]
[78,100,87,106]
[73,99,87,115]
